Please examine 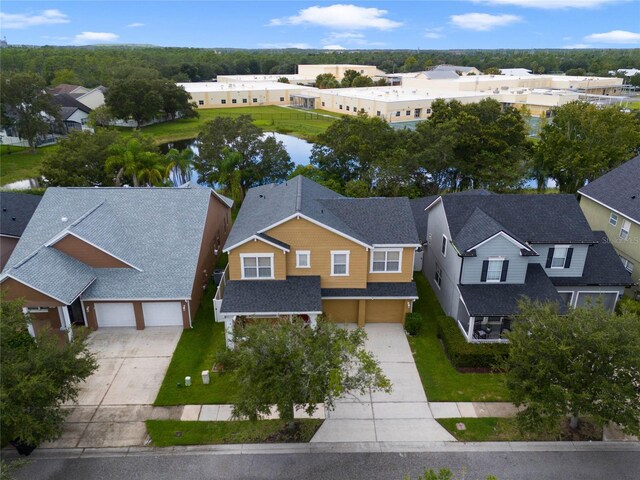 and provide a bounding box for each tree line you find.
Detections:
[2,46,638,87]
